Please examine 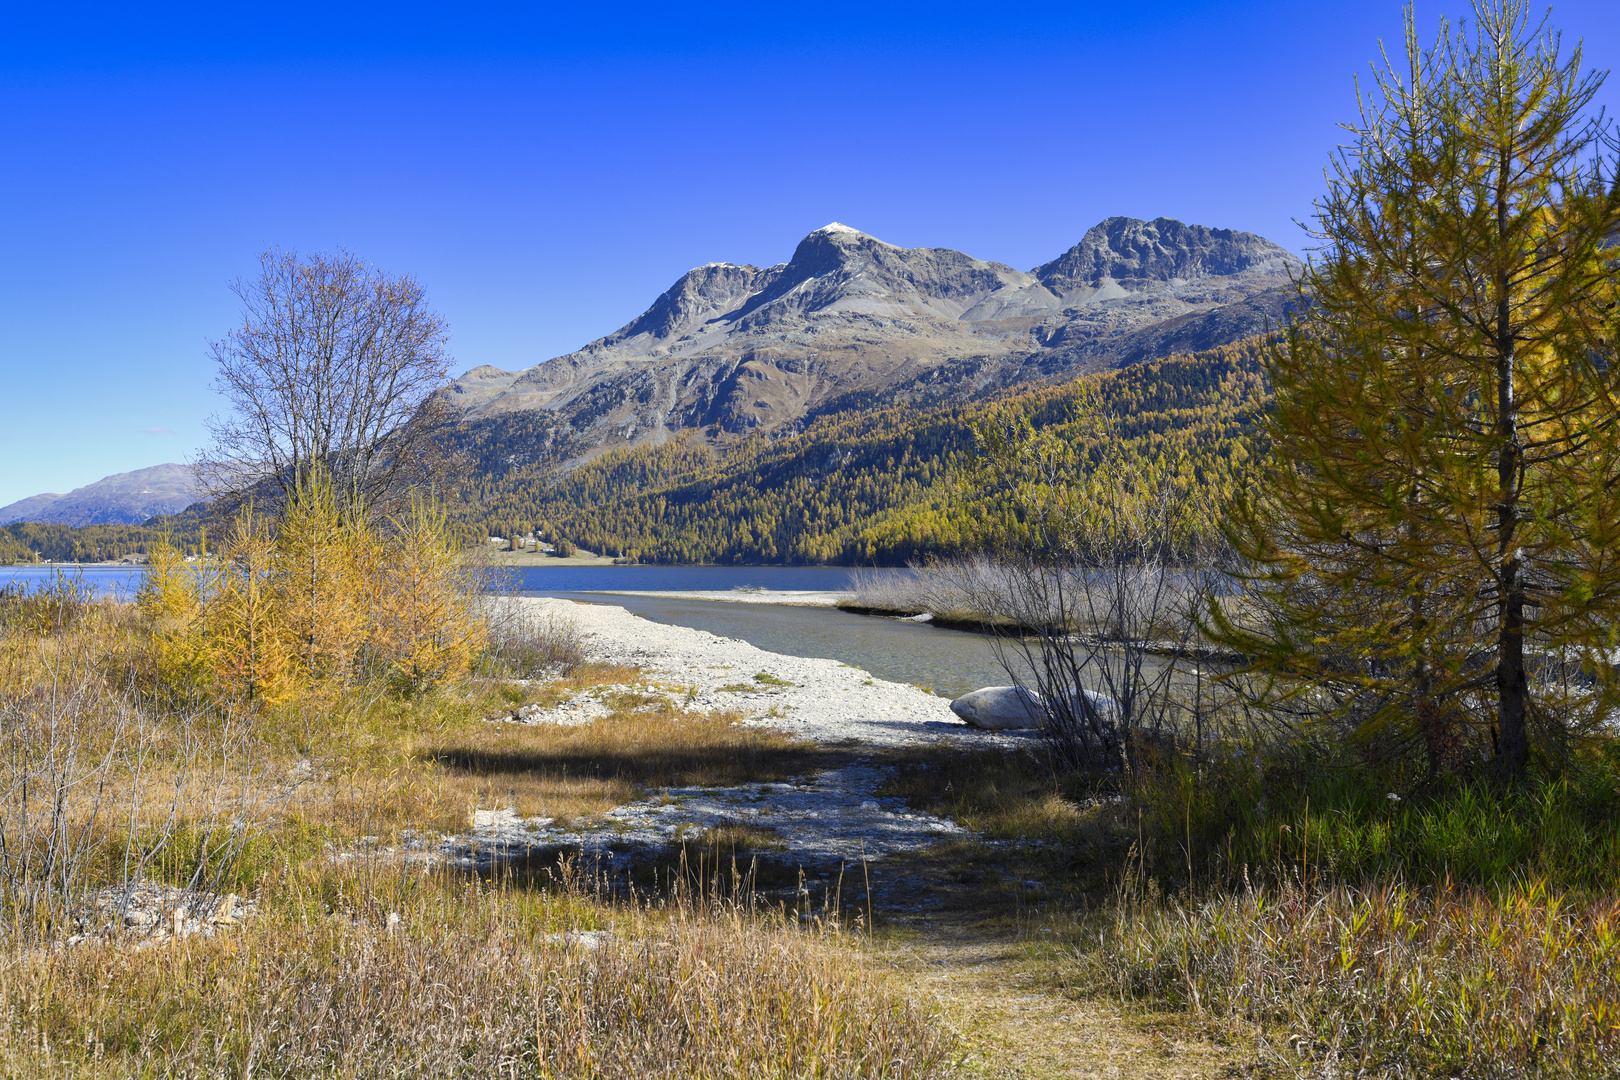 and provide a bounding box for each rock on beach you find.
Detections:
[949,686,1042,730]
[948,684,1121,731]
[440,597,1039,872]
